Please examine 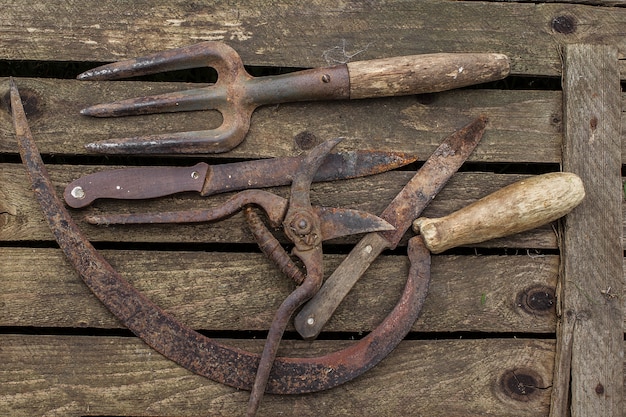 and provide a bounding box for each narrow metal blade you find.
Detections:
[378,115,488,249]
[204,149,417,196]
[315,207,395,241]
